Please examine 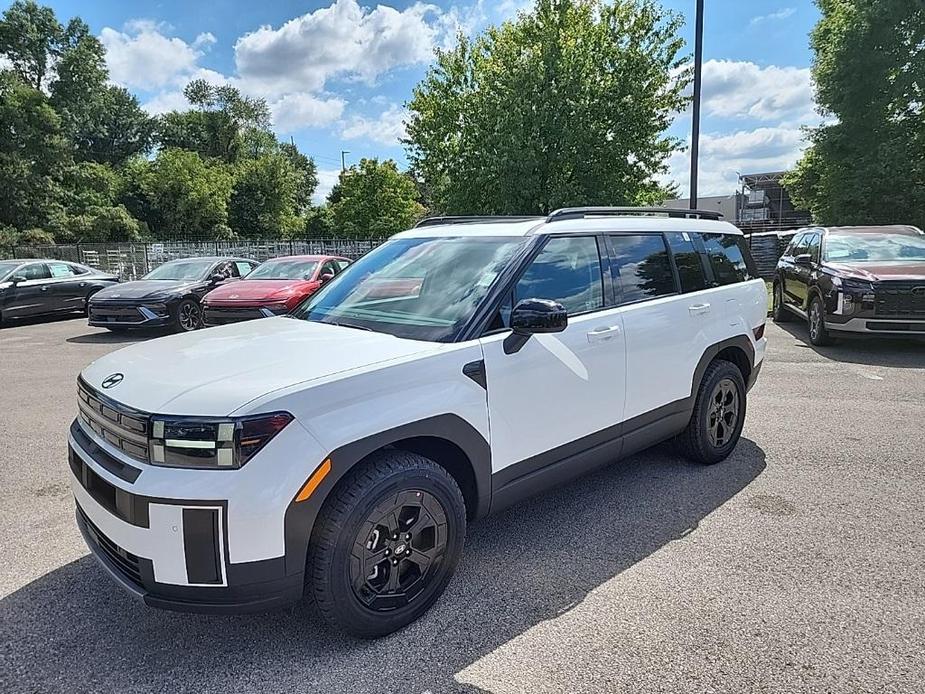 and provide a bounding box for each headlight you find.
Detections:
[149,412,293,469]
[263,302,290,313]
[142,302,168,315]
